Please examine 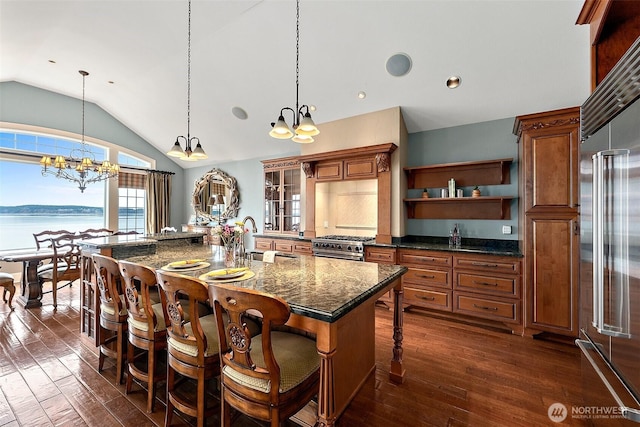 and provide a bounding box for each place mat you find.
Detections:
[199,270,255,283]
[161,261,210,272]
